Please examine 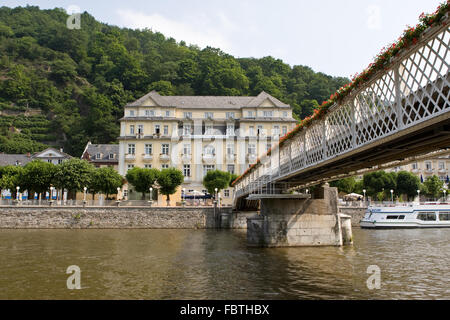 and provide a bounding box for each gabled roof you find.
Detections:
[124,91,290,109]
[32,147,72,159]
[82,143,119,162]
[0,154,32,166]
